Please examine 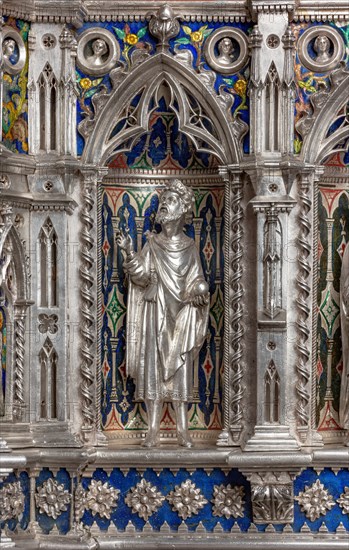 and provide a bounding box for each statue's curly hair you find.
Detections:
[164,179,194,219]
